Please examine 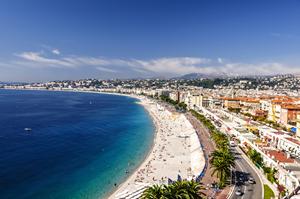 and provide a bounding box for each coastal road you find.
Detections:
[166,107,262,199]
[230,146,263,199]
[201,107,263,199]
[187,111,262,199]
